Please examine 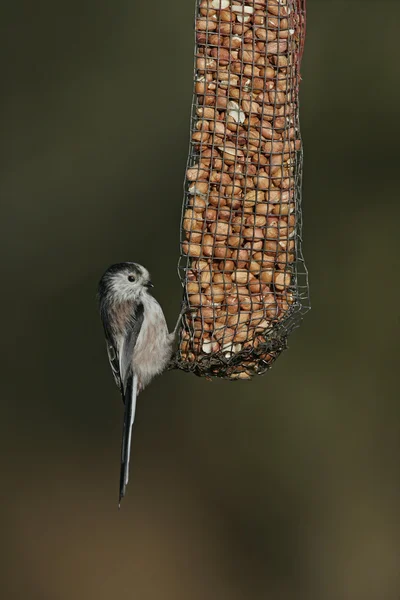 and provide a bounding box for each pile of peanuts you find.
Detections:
[178,0,305,380]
